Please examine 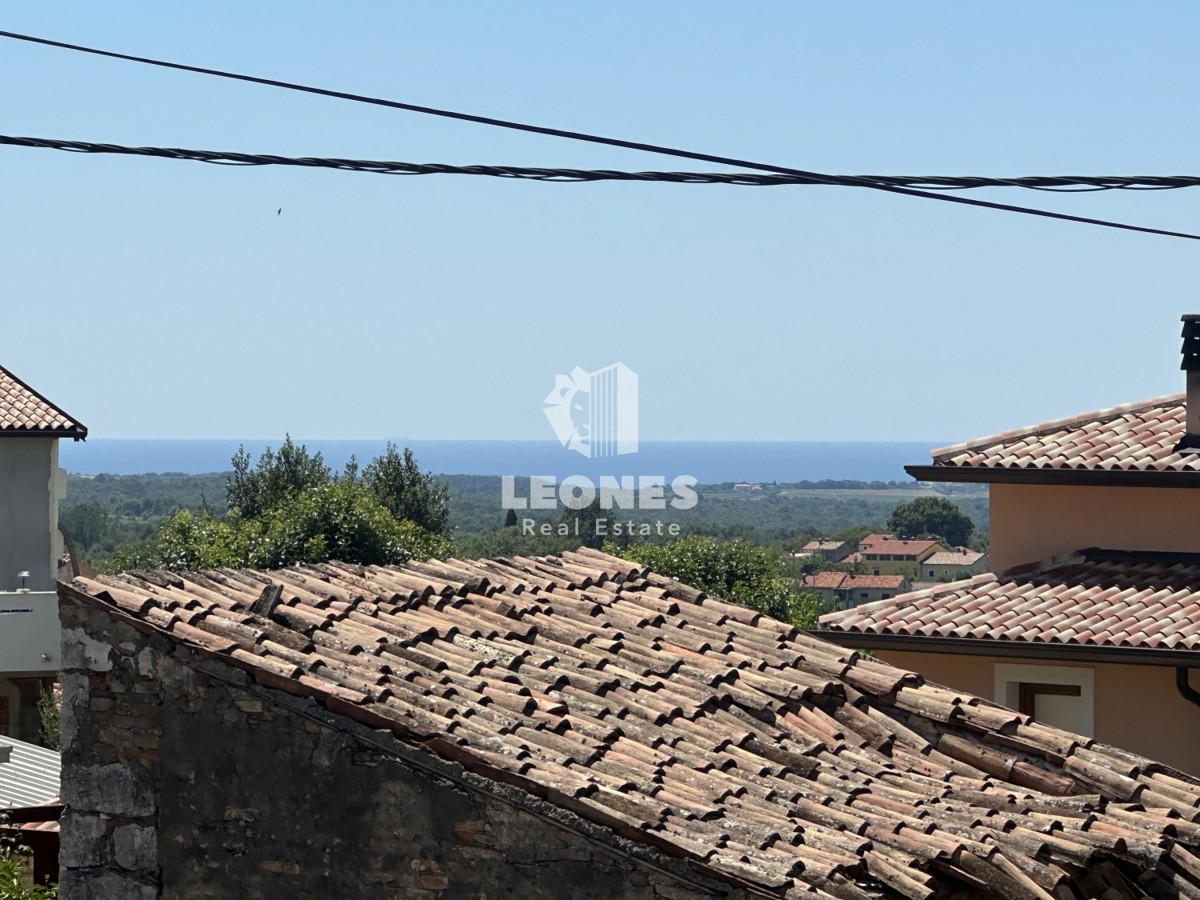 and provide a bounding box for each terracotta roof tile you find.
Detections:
[0,365,85,437]
[820,548,1200,652]
[802,572,849,590]
[803,573,908,591]
[859,535,944,556]
[61,547,1200,899]
[926,393,1199,475]
[844,574,908,590]
[923,550,985,566]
